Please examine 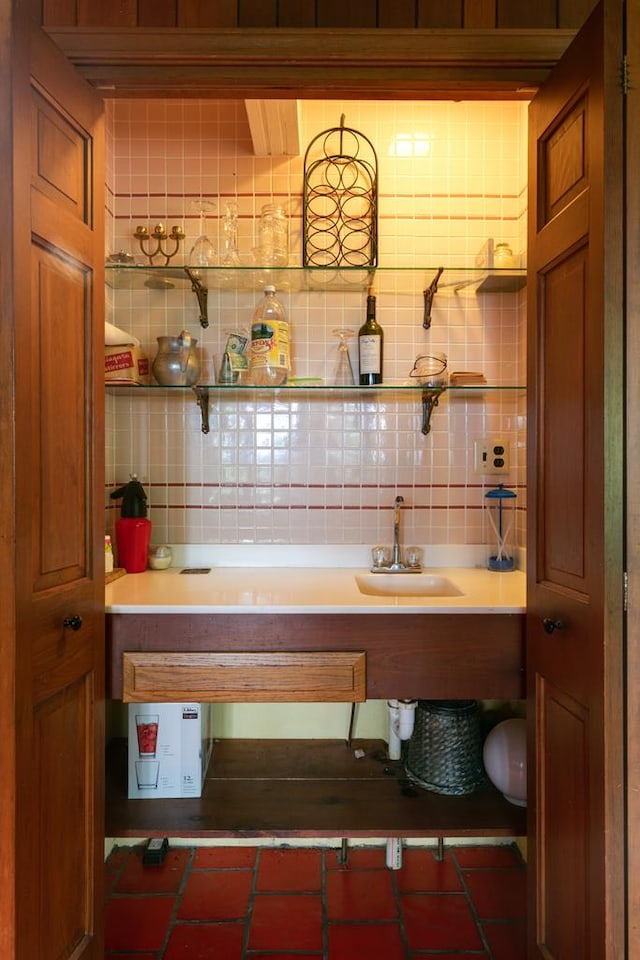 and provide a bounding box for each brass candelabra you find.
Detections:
[134,223,185,265]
